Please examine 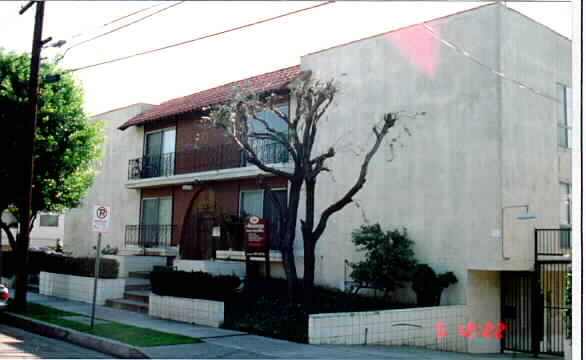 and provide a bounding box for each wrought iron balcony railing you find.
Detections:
[128,140,289,180]
[124,224,175,249]
[535,228,571,257]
